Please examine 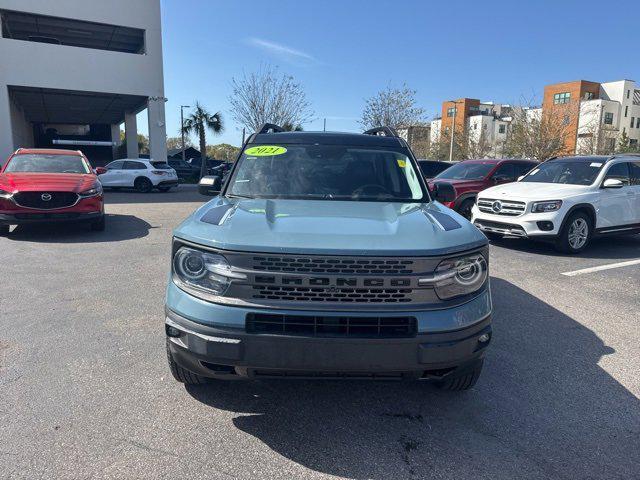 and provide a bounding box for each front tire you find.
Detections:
[457,198,475,220]
[437,359,484,391]
[555,212,592,254]
[134,177,153,193]
[166,340,209,384]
